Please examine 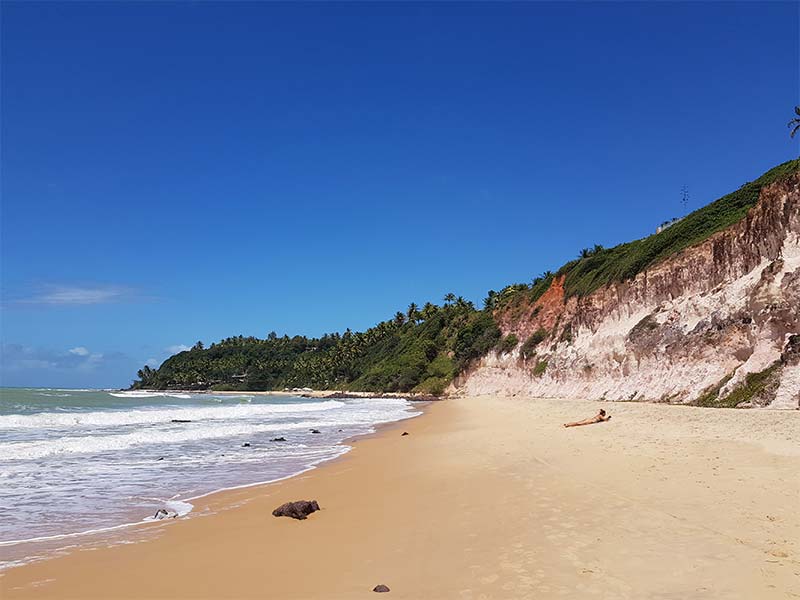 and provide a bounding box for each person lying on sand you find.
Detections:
[564,409,611,428]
